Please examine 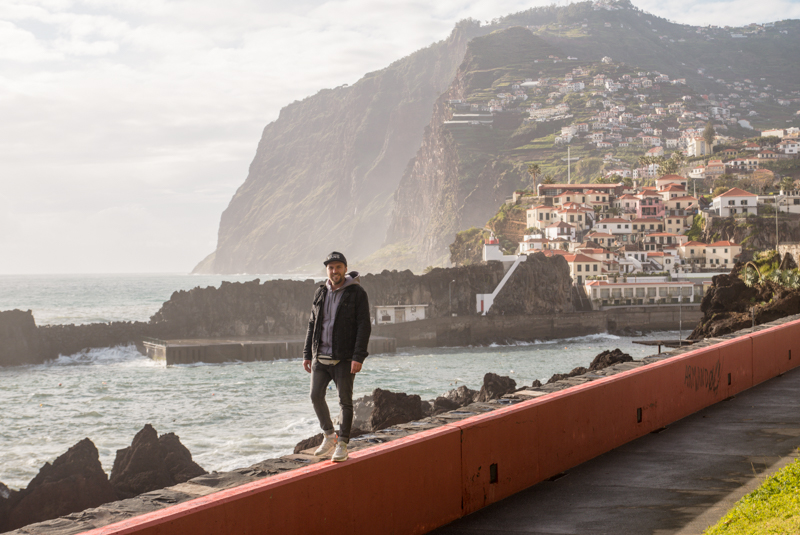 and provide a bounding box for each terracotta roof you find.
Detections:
[715,187,757,198]
[564,253,601,263]
[546,221,575,228]
[708,241,739,247]
[681,241,707,247]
